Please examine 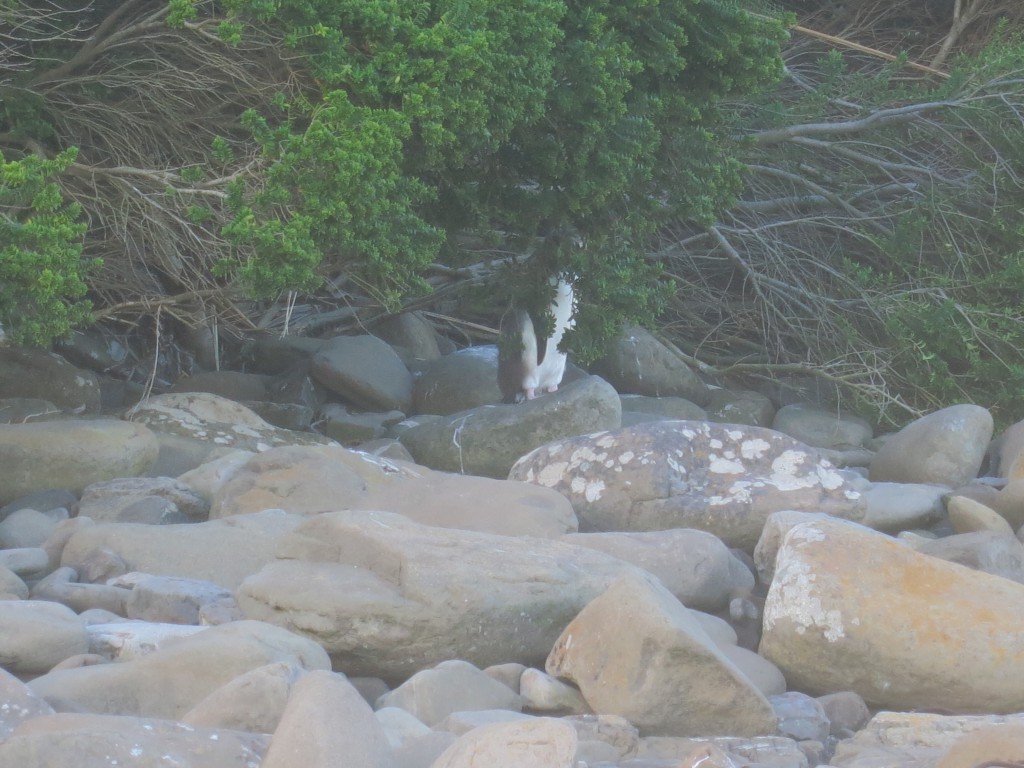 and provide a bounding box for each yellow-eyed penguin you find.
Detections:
[497,276,575,403]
